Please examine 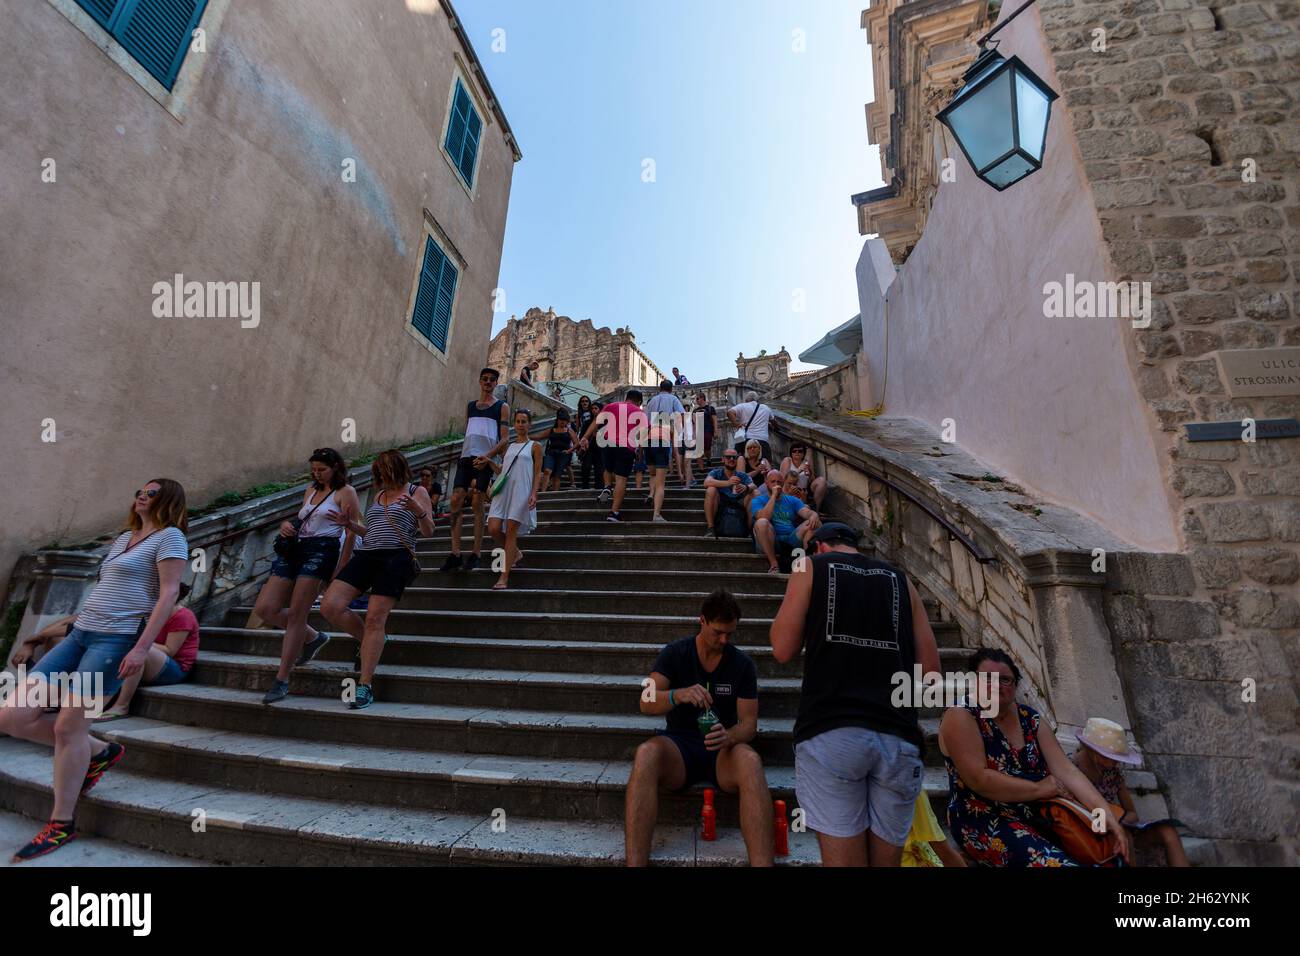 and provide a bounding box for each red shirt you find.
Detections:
[158,607,200,673]
[599,402,646,450]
